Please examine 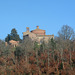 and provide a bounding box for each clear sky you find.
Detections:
[0,0,75,40]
